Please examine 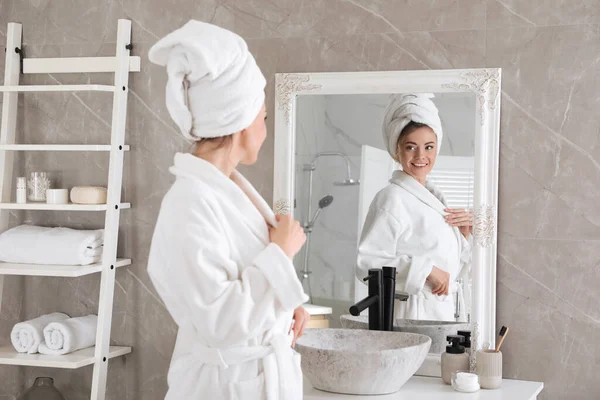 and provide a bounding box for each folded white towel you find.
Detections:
[84,246,103,258]
[38,314,98,355]
[0,225,104,265]
[10,312,70,353]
